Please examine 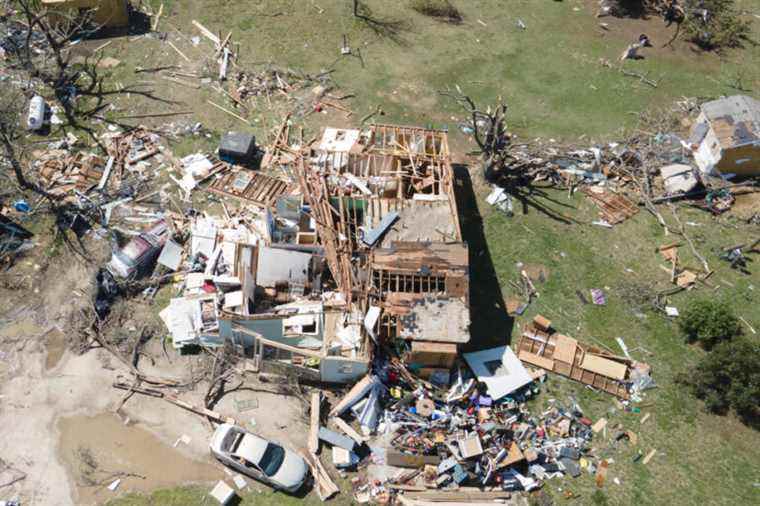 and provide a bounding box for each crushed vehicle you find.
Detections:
[107,219,169,279]
[210,423,309,494]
